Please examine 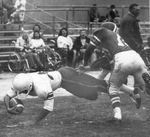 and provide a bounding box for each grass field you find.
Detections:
[1,92,150,137]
